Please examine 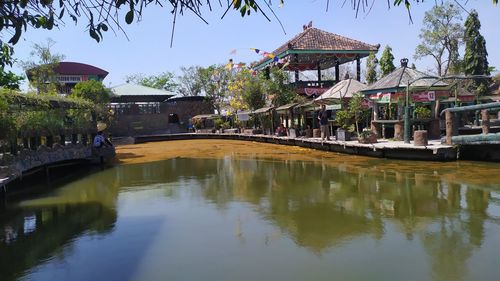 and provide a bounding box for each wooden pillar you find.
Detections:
[294,54,299,82]
[356,55,361,81]
[445,111,454,145]
[335,61,340,82]
[373,103,379,121]
[481,109,490,134]
[317,63,322,84]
